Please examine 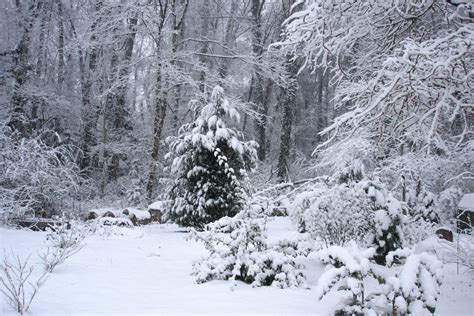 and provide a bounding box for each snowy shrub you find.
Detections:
[0,127,81,221]
[45,221,85,250]
[190,210,306,288]
[407,190,440,224]
[316,244,377,315]
[272,238,314,258]
[293,183,374,247]
[0,252,48,315]
[384,249,443,315]
[315,245,443,315]
[290,182,328,234]
[165,86,258,229]
[292,162,405,257]
[372,194,405,265]
[39,222,85,273]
